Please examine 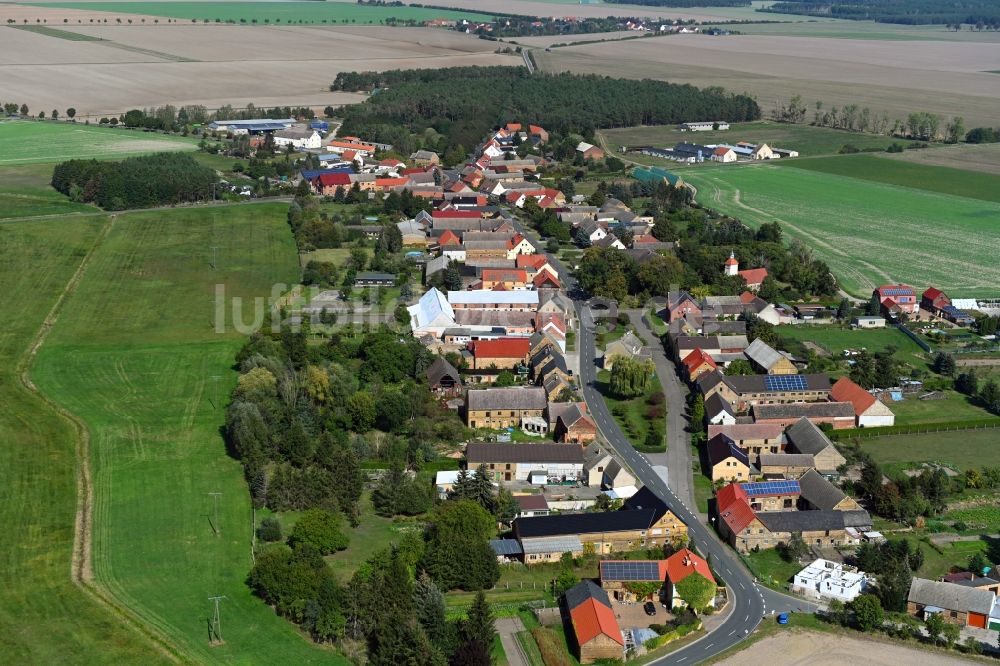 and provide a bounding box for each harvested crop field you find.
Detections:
[537,35,1000,129]
[401,0,803,22]
[885,142,1000,176]
[720,631,979,666]
[0,23,520,116]
[24,0,494,23]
